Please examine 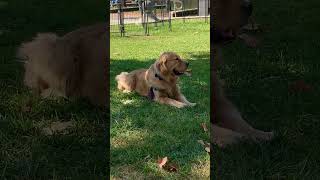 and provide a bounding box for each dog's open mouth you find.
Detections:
[173,69,185,76]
